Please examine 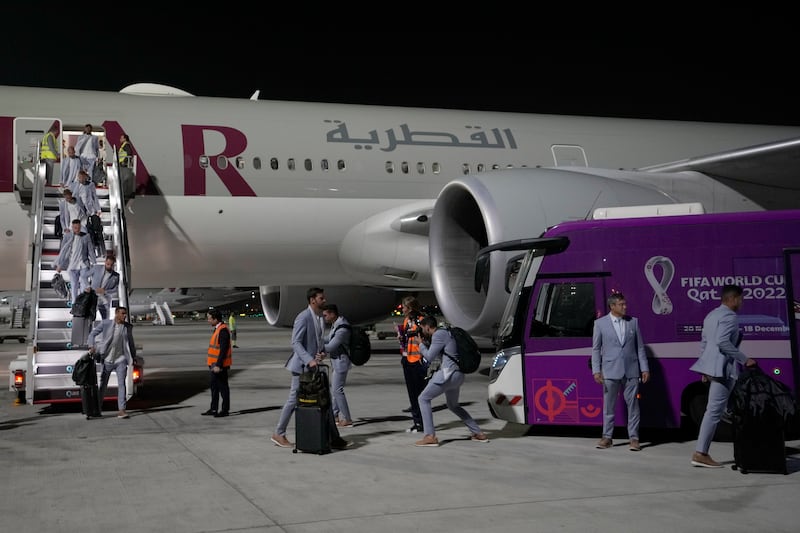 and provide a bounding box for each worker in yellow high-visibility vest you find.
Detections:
[40,121,60,185]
